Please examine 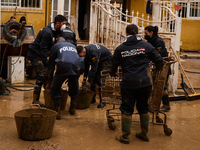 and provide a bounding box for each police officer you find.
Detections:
[60,22,77,46]
[77,44,112,108]
[28,15,67,107]
[110,24,164,144]
[47,37,84,119]
[144,25,171,112]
